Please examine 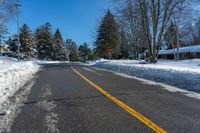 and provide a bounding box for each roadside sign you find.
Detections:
[107,48,112,53]
[107,48,112,52]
